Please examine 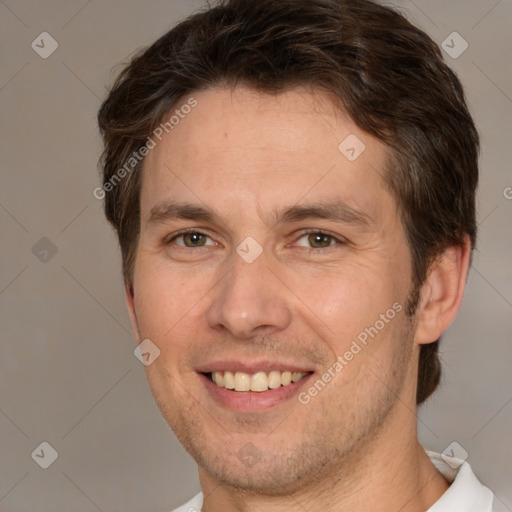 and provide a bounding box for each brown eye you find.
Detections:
[182,232,207,247]
[293,231,345,250]
[167,231,214,248]
[307,233,334,248]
